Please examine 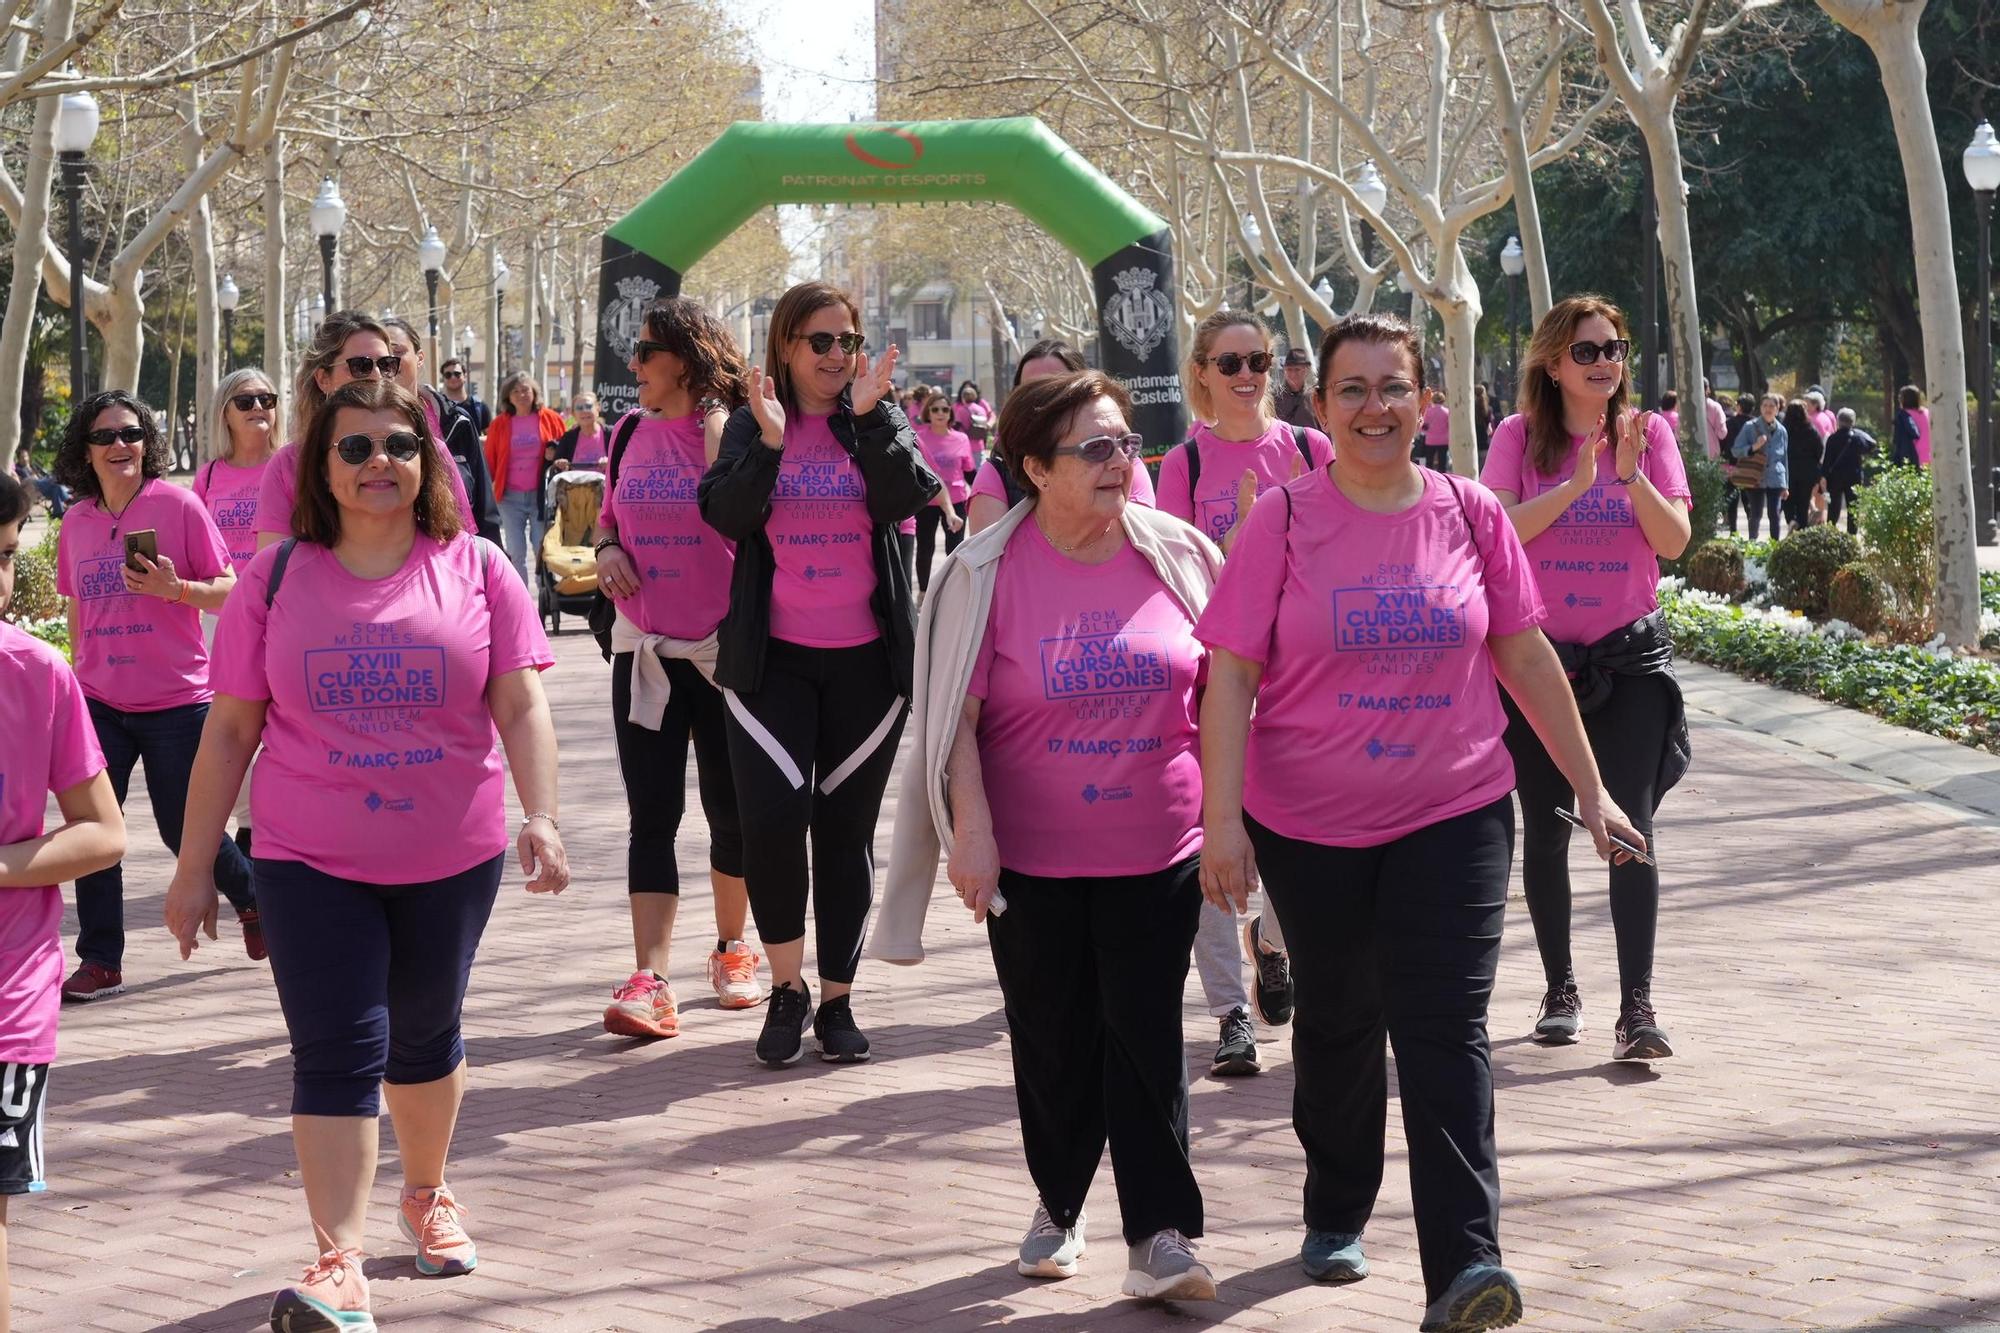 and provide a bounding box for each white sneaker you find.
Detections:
[707,941,766,1009]
[1121,1228,1215,1301]
[1017,1203,1085,1278]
